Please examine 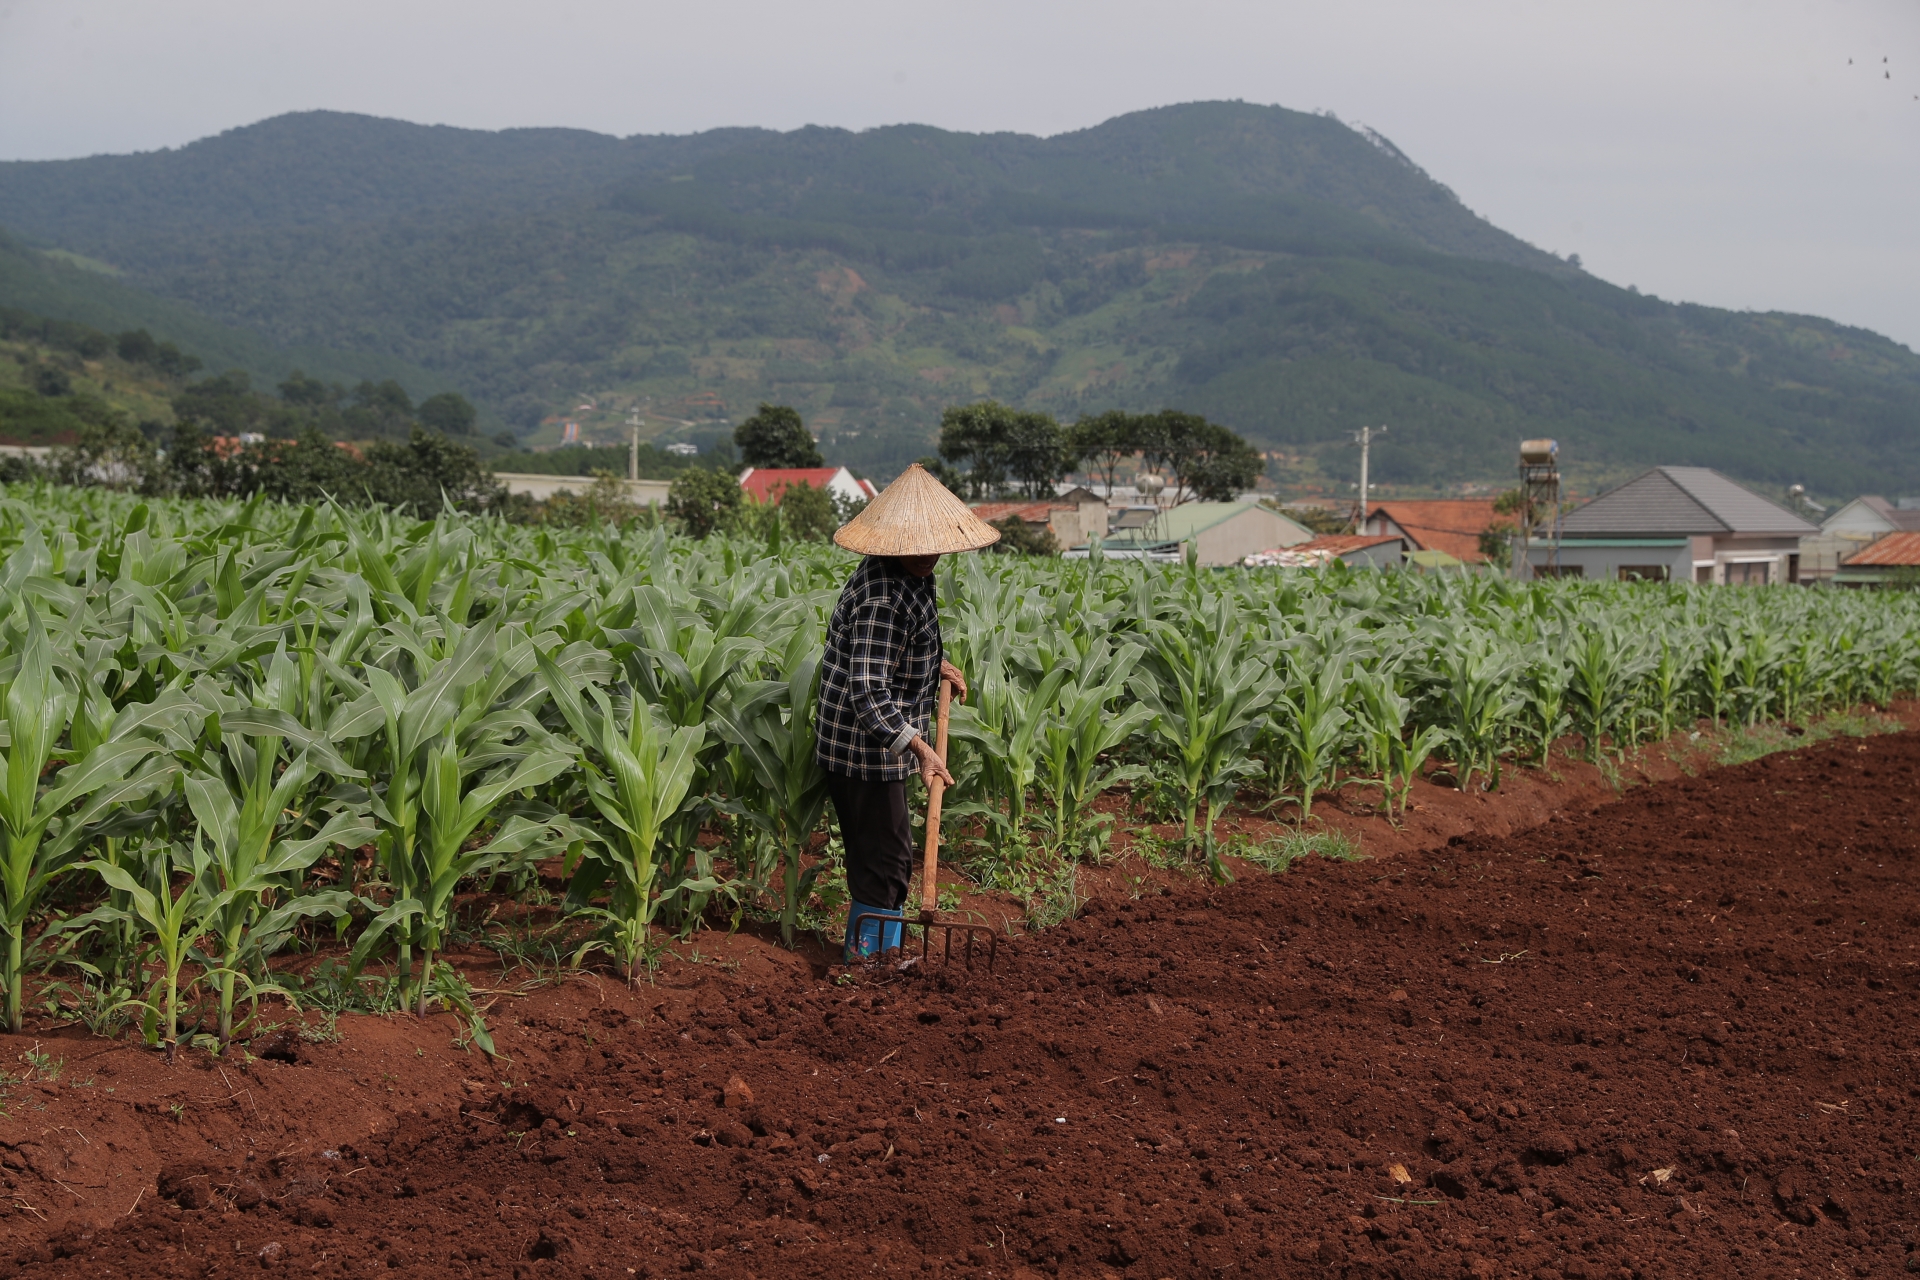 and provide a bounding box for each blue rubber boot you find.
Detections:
[845,900,904,961]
